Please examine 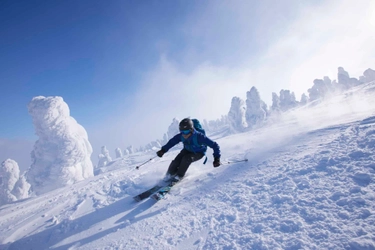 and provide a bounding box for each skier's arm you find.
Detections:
[161,134,182,153]
[199,134,221,158]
